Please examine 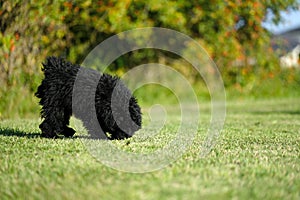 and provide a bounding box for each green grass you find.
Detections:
[0,98,300,199]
